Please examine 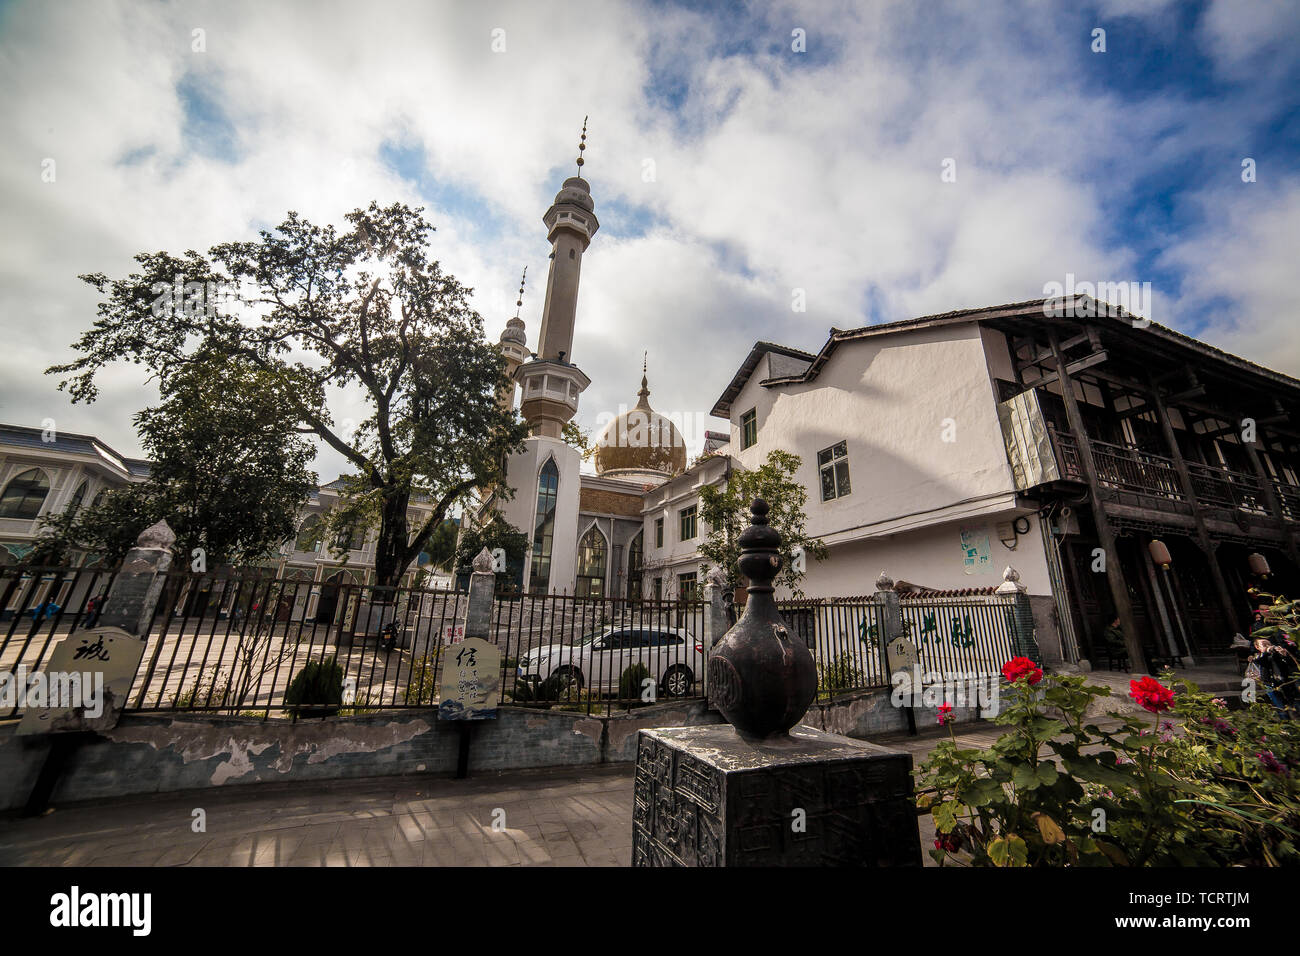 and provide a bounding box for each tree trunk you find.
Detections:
[374,487,413,591]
